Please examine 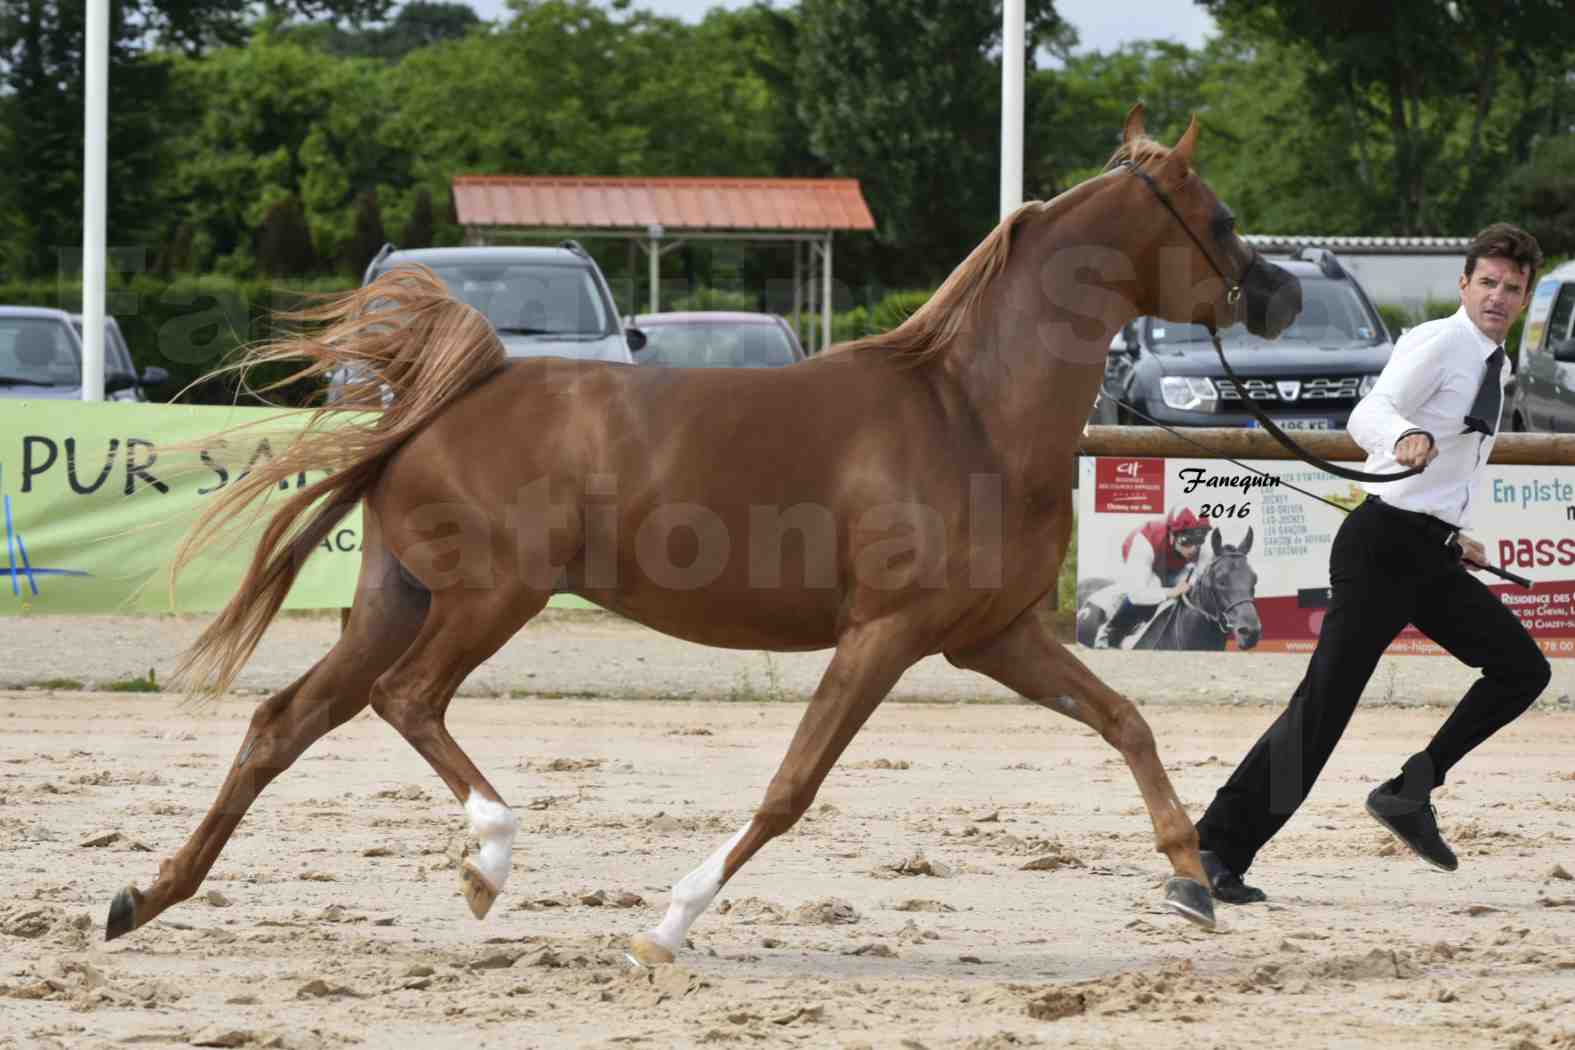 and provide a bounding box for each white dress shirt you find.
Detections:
[1348,306,1504,528]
